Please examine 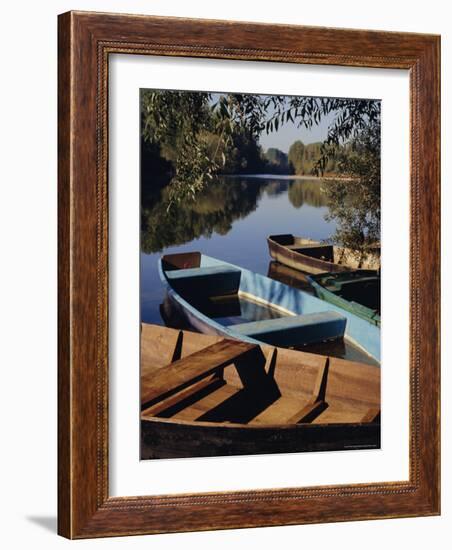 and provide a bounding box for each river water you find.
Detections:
[140,175,376,365]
